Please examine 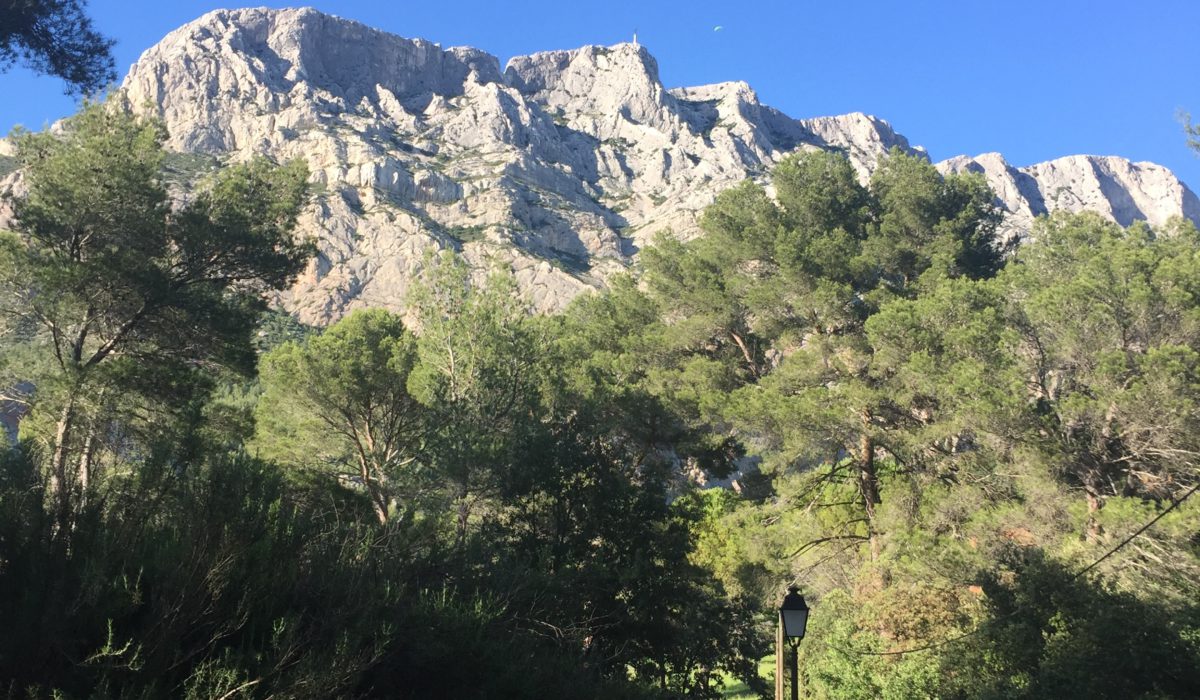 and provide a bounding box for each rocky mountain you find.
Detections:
[10,7,1200,324]
[937,152,1200,243]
